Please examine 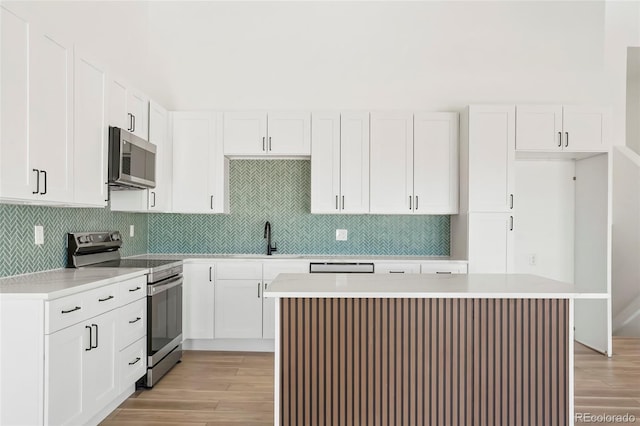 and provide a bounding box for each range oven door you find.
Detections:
[147,274,183,367]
